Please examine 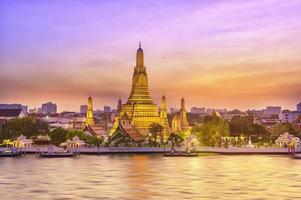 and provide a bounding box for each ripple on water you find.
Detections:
[1,155,301,200]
